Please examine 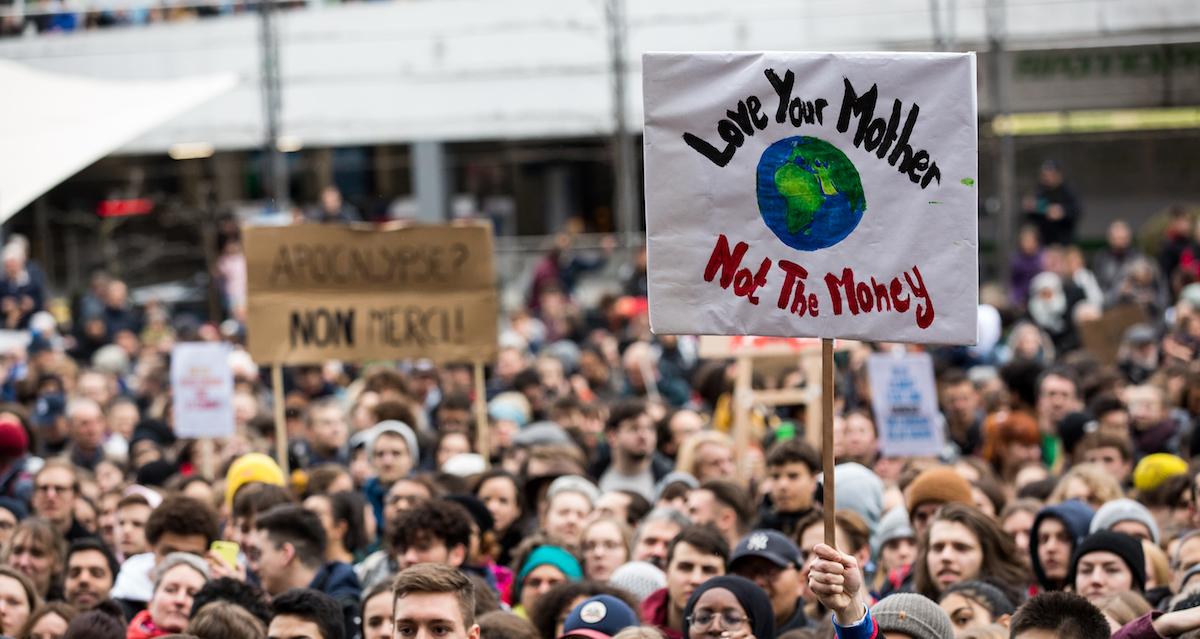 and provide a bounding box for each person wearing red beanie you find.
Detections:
[0,416,32,503]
